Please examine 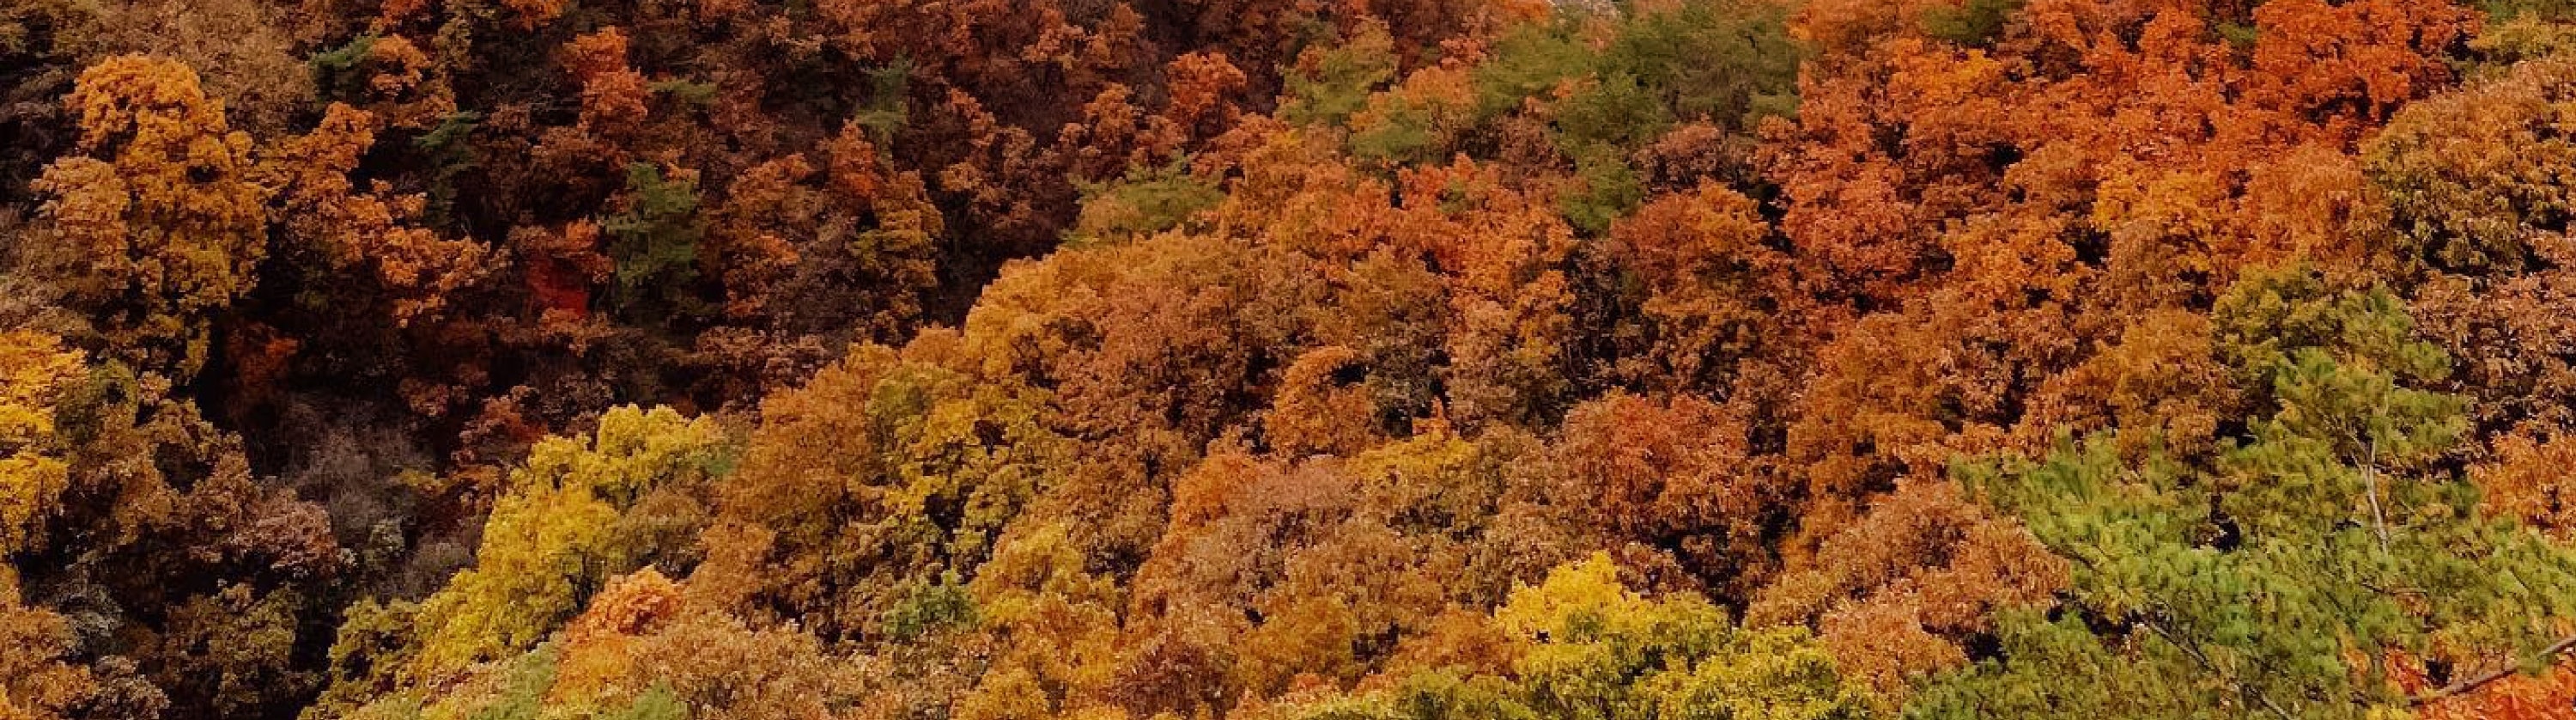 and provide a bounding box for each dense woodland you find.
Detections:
[11,0,2576,717]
